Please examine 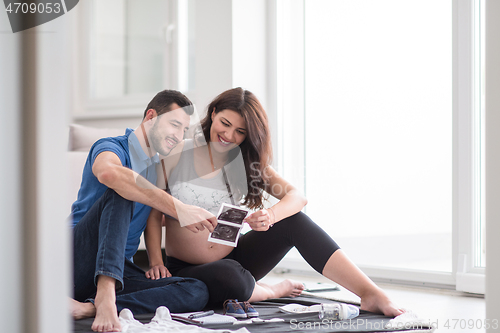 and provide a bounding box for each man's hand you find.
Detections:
[145,264,172,280]
[176,203,218,233]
